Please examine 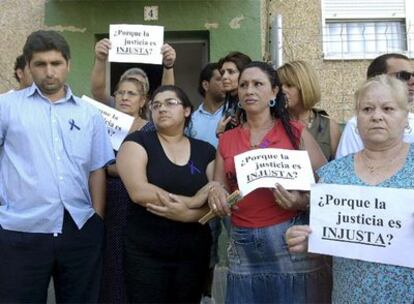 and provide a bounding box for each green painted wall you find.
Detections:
[45,0,262,95]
